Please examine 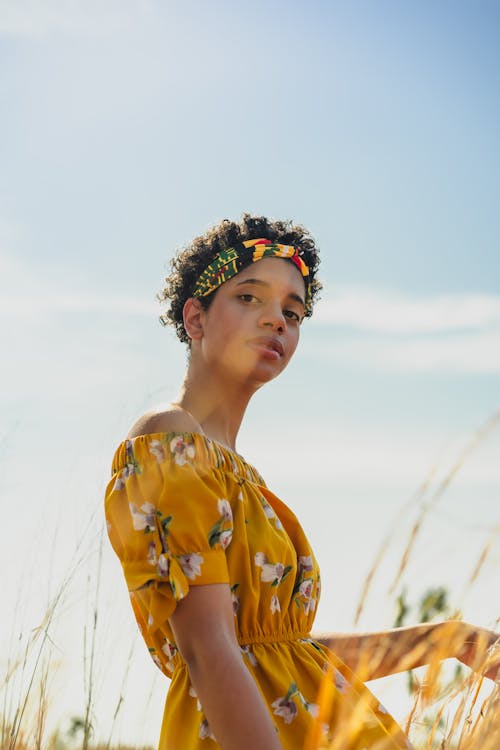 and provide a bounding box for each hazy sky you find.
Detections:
[1,1,499,747]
